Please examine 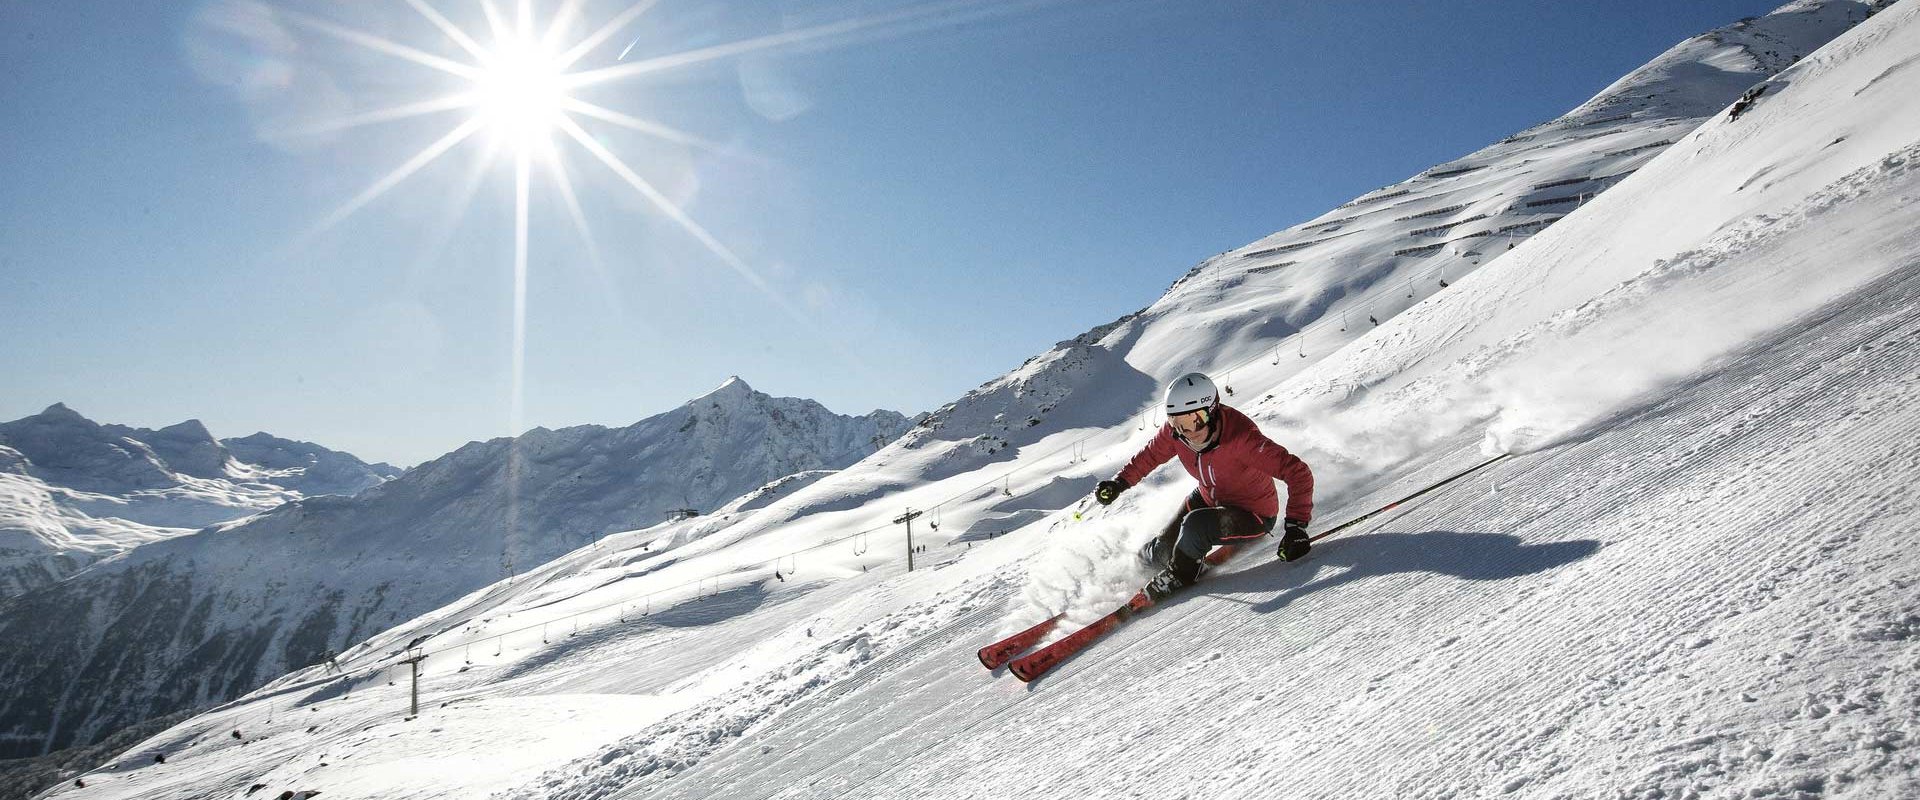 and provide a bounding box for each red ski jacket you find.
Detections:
[1116,404,1314,523]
